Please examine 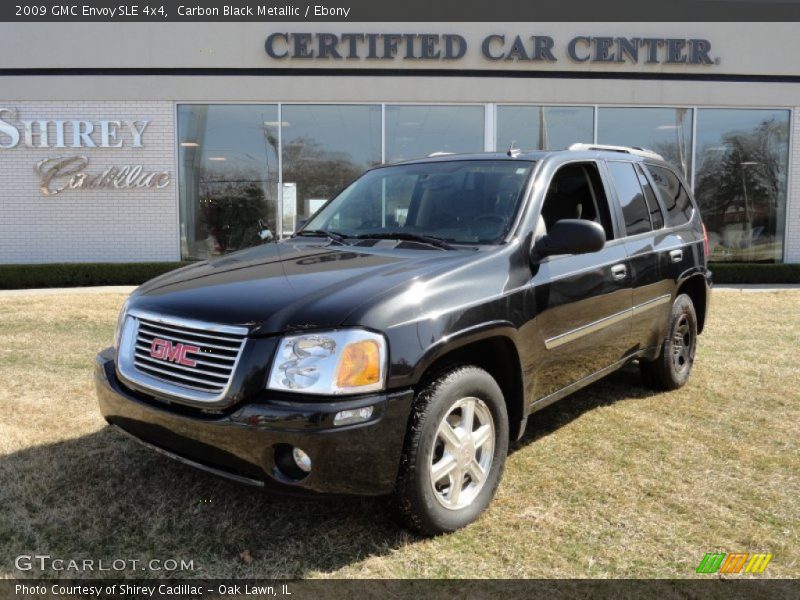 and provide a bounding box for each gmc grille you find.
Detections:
[132,316,246,394]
